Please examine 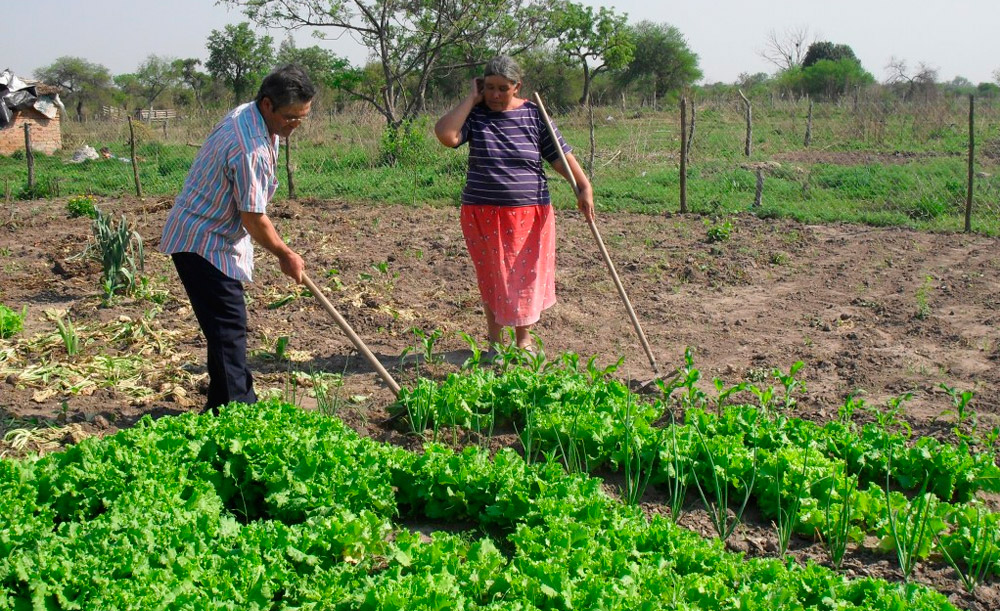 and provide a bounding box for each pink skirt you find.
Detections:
[461,204,556,327]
